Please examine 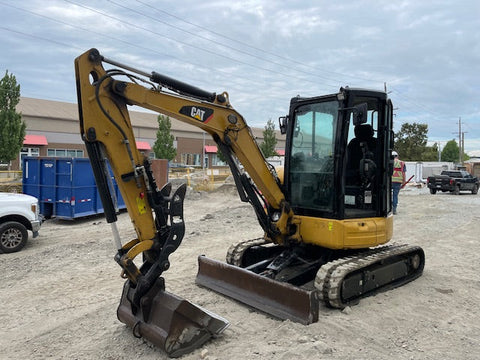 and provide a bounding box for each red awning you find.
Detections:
[276,149,285,156]
[136,141,151,151]
[24,134,48,145]
[204,145,218,153]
